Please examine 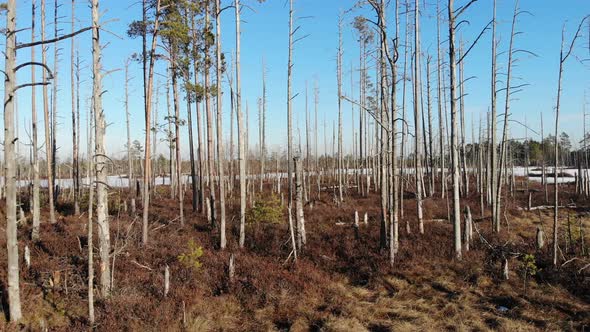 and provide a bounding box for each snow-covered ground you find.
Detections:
[4,166,583,189]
